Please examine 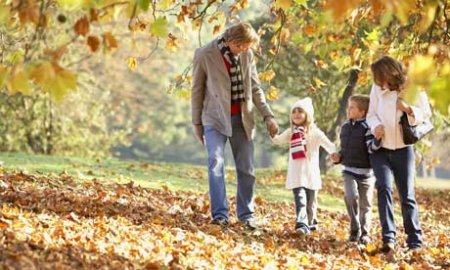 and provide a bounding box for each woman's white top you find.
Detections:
[366,84,432,150]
